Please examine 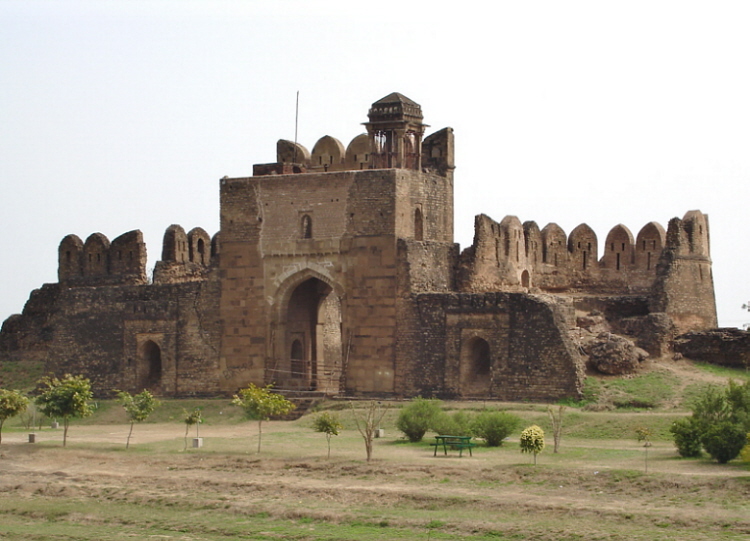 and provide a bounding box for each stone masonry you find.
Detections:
[0,93,719,399]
